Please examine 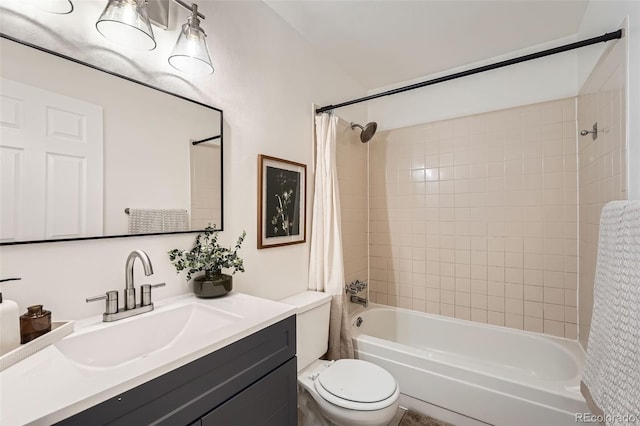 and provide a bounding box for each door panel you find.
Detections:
[0,78,103,241]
